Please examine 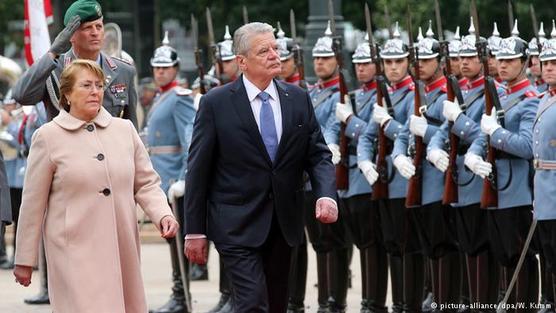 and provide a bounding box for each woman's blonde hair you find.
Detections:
[59,59,105,111]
